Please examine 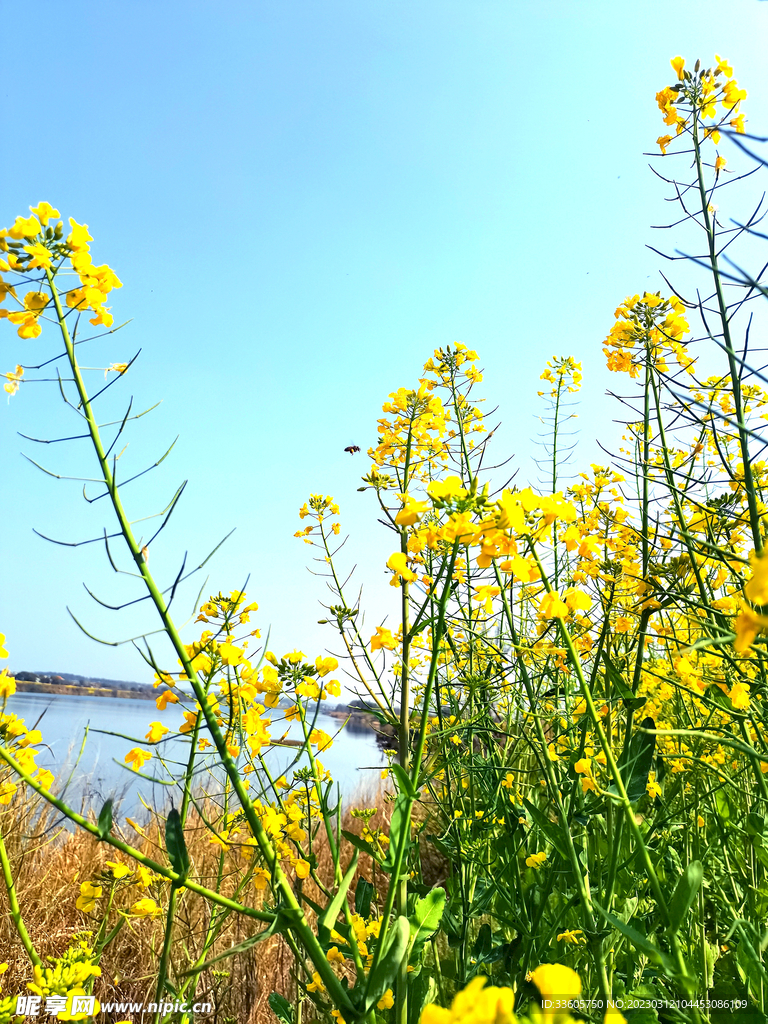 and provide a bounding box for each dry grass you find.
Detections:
[0,776,449,1024]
